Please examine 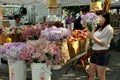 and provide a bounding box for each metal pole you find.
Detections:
[59,0,63,21]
